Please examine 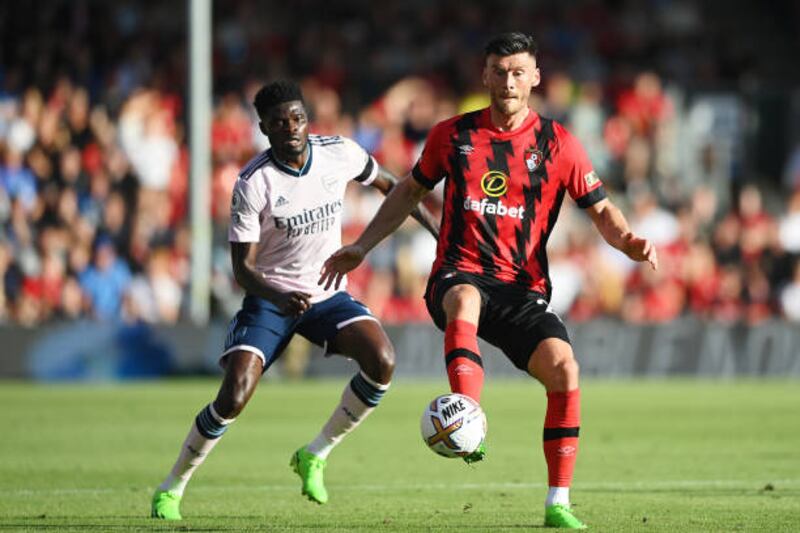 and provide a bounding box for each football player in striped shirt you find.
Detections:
[320,33,657,529]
